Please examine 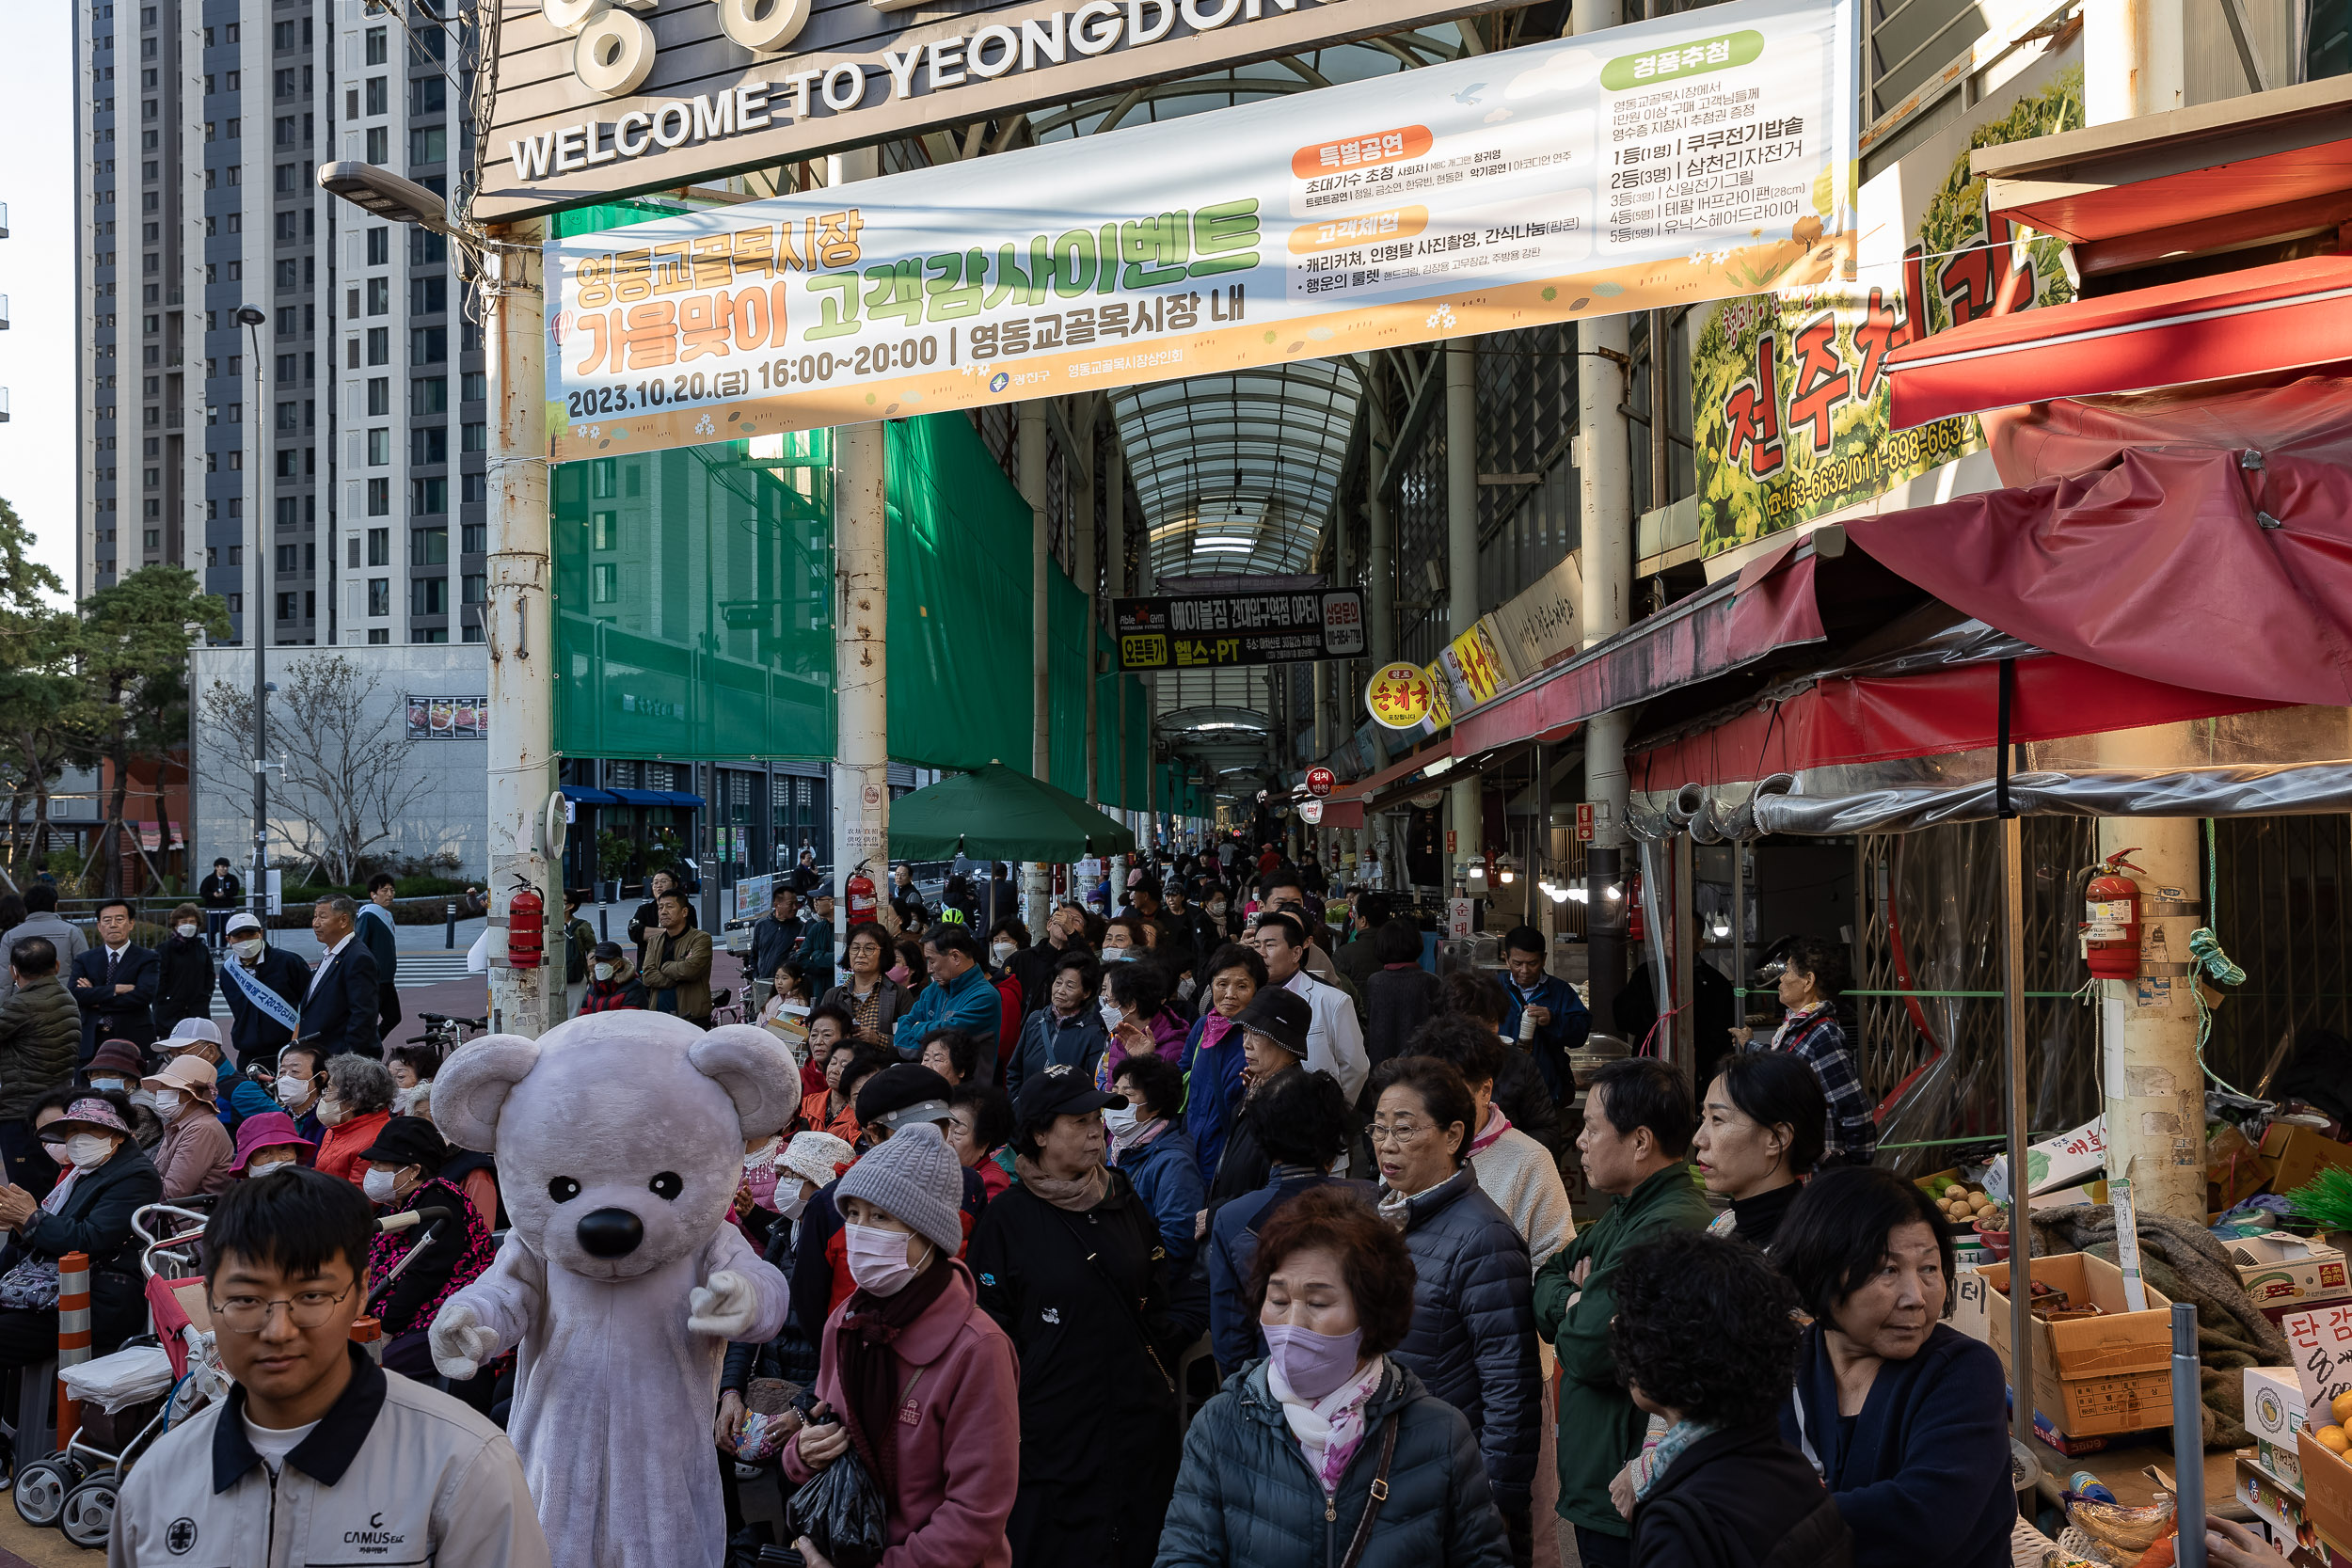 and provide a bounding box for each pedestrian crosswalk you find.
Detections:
[205,950,482,1018]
